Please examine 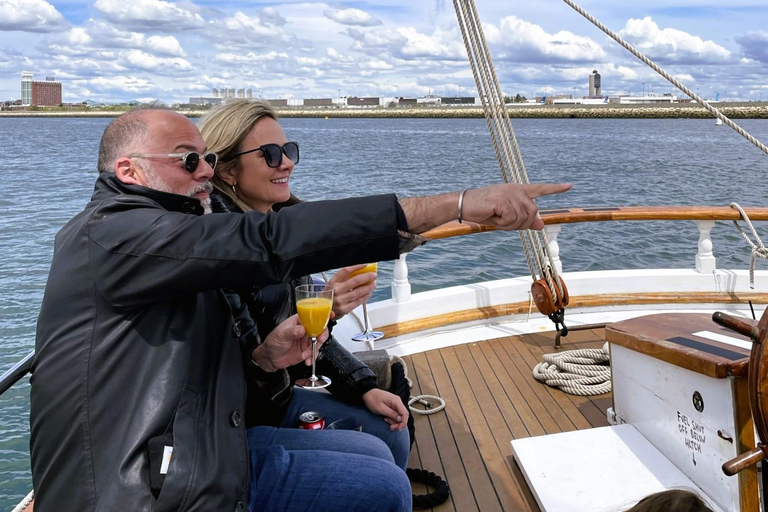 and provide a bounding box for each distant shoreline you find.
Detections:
[1,104,767,119]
